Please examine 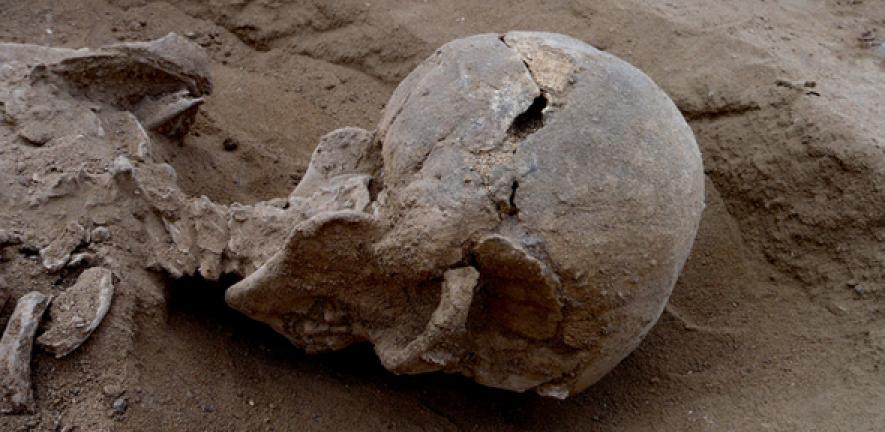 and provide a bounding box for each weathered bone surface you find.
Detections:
[0,32,702,399]
[0,292,51,414]
[225,32,705,397]
[37,267,115,358]
[39,221,86,273]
